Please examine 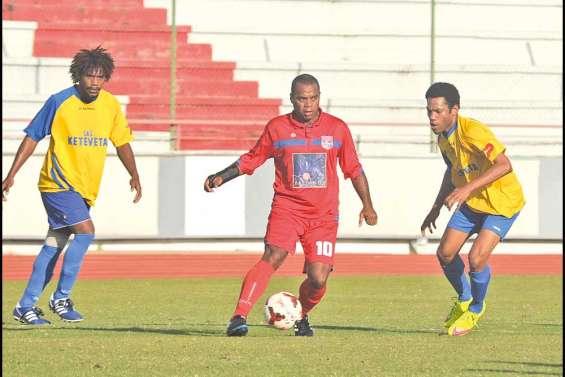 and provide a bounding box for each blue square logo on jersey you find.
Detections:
[292,153,327,188]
